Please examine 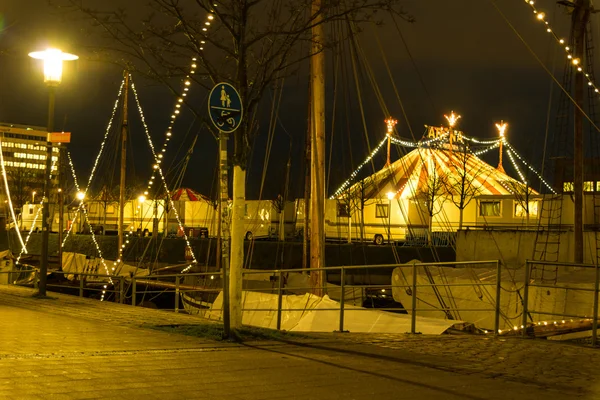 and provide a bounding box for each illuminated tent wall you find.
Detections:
[334,144,538,236]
